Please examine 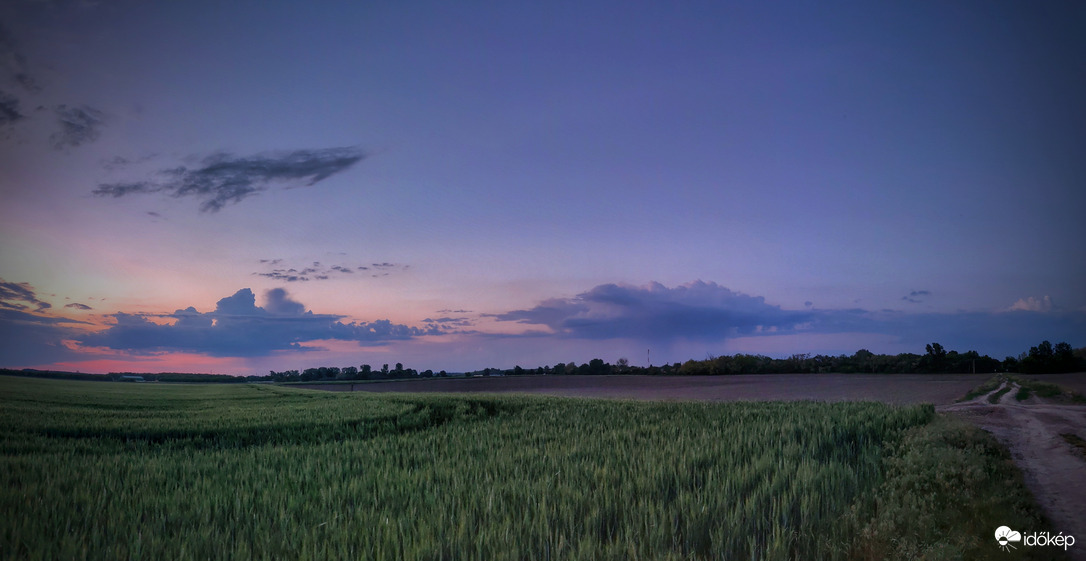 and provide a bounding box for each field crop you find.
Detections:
[0,376,1056,560]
